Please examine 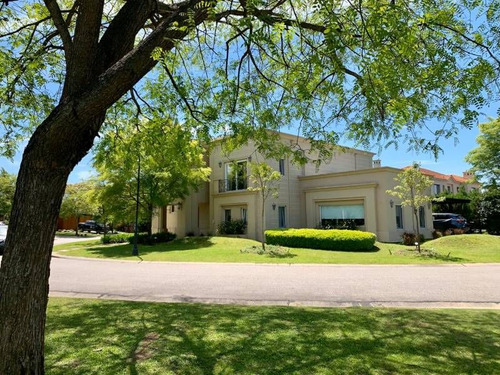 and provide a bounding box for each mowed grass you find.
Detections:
[45,298,500,375]
[54,234,500,264]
